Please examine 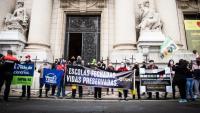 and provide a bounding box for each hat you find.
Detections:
[149,60,154,62]
[25,55,31,58]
